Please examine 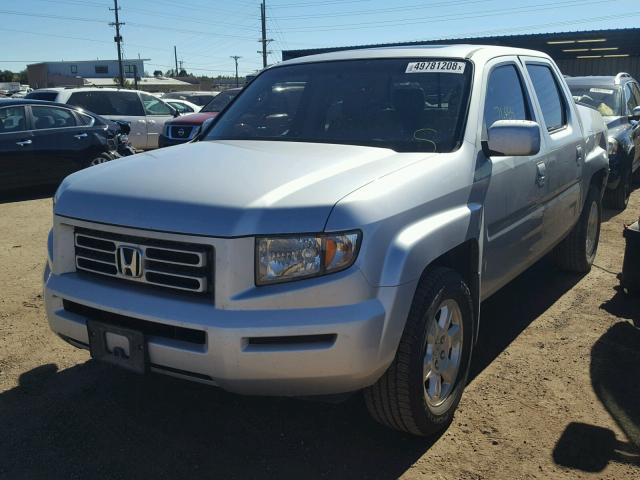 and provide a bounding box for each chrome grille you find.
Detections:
[168,125,196,140]
[74,228,212,295]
